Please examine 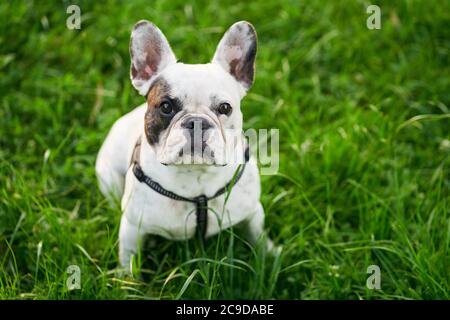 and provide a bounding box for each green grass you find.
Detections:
[0,0,449,299]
